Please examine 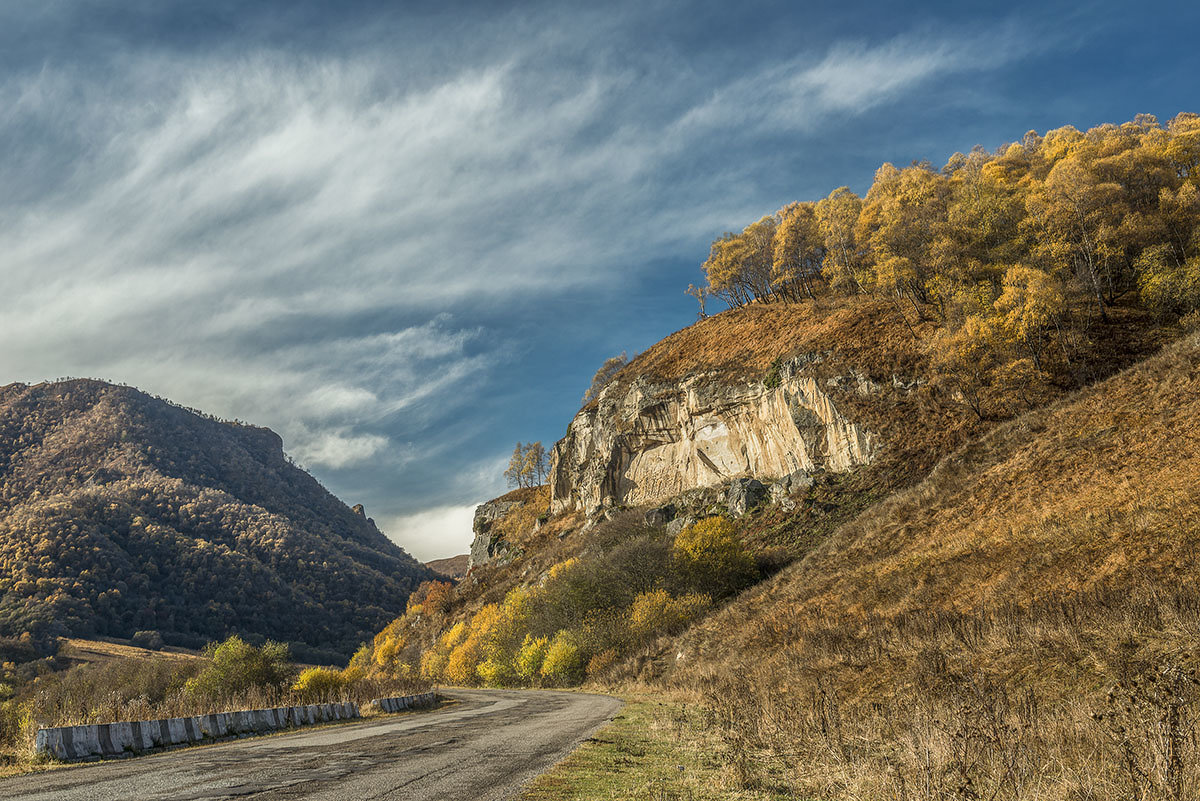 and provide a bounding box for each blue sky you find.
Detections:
[0,0,1196,559]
